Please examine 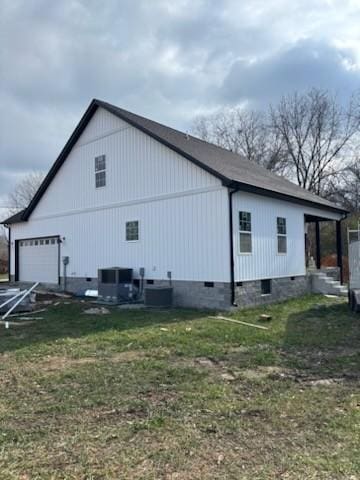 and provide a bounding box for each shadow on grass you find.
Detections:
[0,301,207,354]
[281,301,360,380]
